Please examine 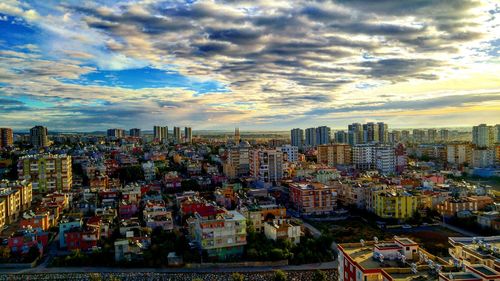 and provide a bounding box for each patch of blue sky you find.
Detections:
[0,14,39,49]
[60,67,229,95]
